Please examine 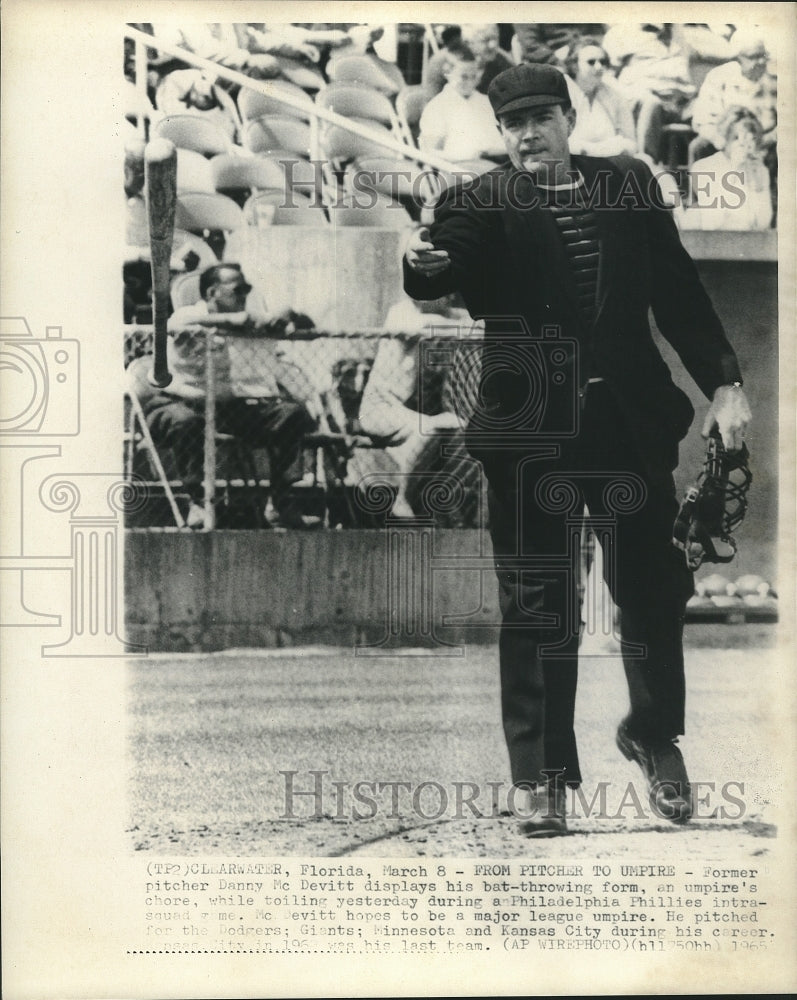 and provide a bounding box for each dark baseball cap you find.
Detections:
[488,64,571,117]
